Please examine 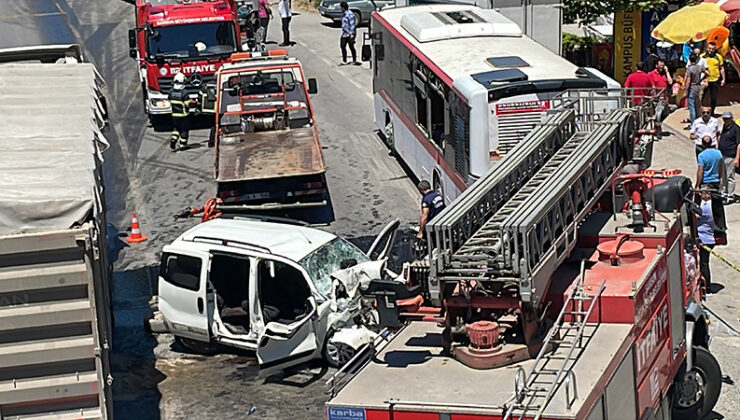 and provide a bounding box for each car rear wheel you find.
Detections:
[352,10,361,27]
